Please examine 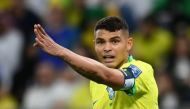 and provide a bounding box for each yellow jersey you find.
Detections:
[90,56,158,109]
